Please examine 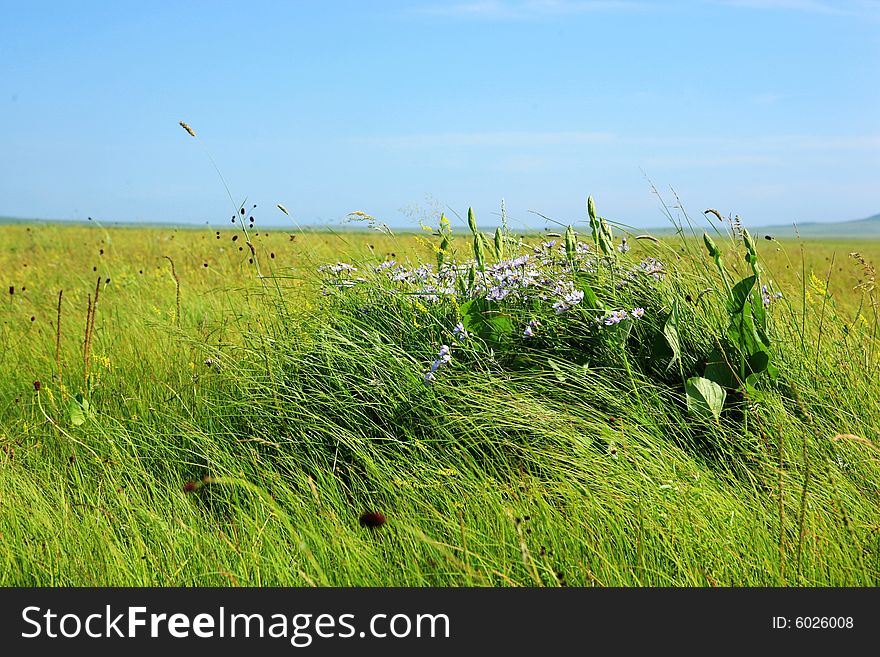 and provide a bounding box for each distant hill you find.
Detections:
[3,212,879,239]
[753,213,880,239]
[645,213,880,240]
